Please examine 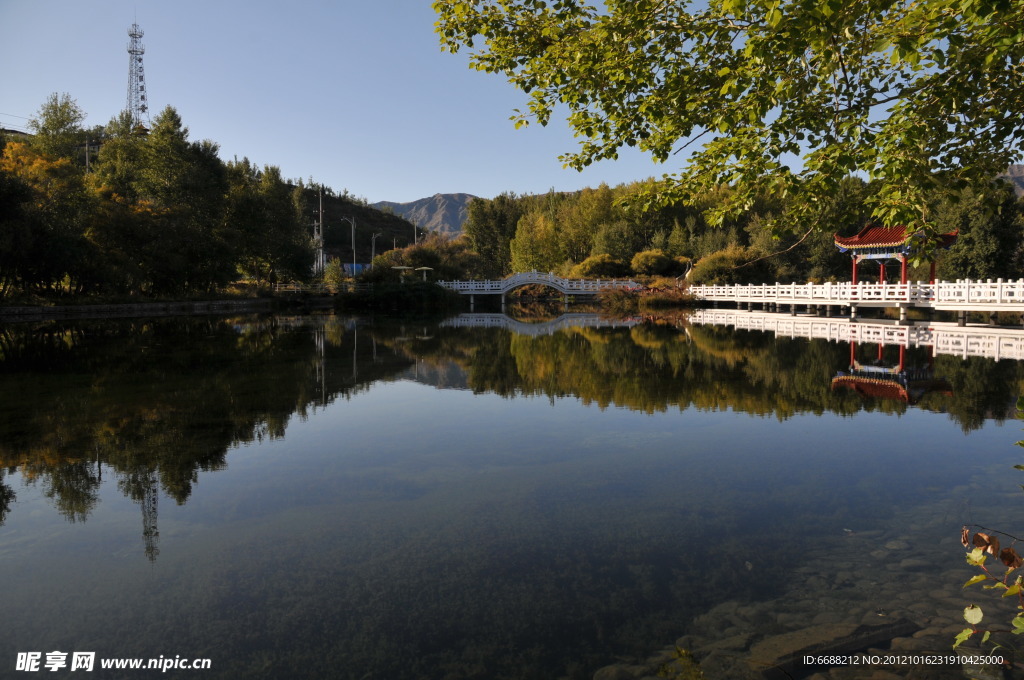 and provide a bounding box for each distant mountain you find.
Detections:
[373,193,477,236]
[1003,165,1024,196]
